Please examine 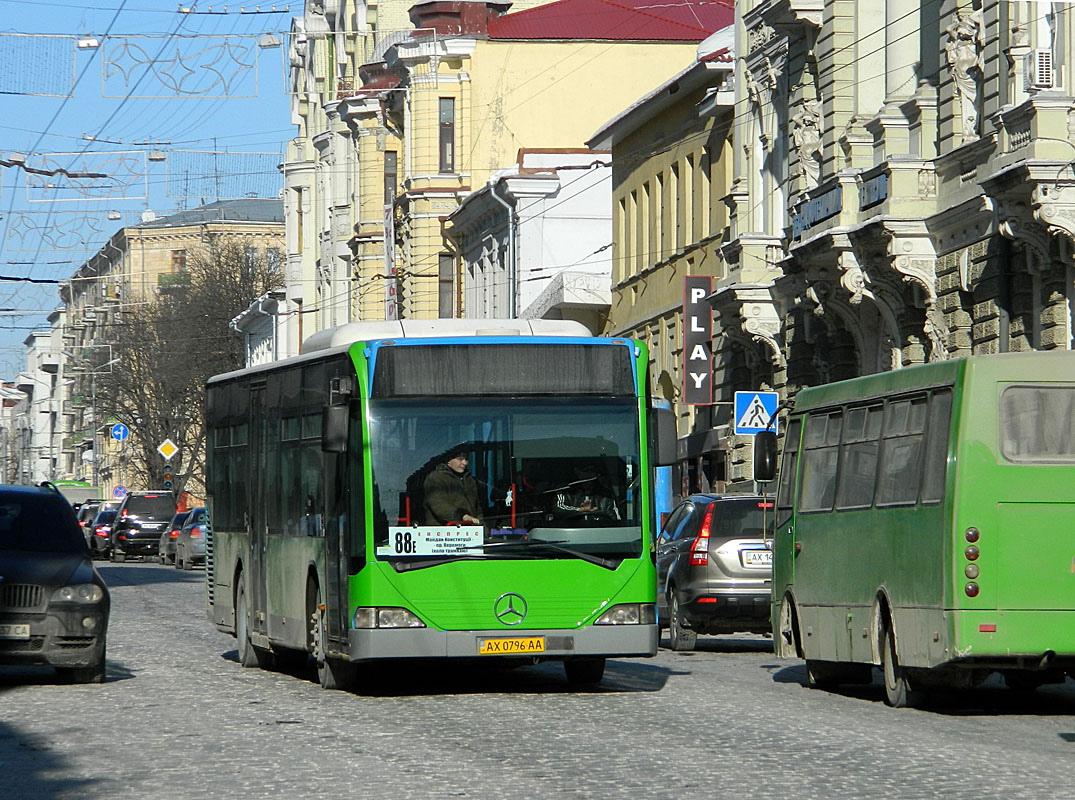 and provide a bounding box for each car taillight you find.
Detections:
[121,508,128,517]
[190,525,205,538]
[689,506,714,566]
[94,526,108,537]
[169,529,180,539]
